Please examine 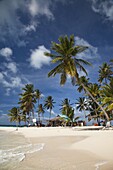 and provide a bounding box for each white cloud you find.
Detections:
[5,62,17,73]
[0,47,13,59]
[2,77,23,88]
[28,0,54,19]
[29,45,51,69]
[75,36,99,60]
[0,0,58,44]
[90,0,113,21]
